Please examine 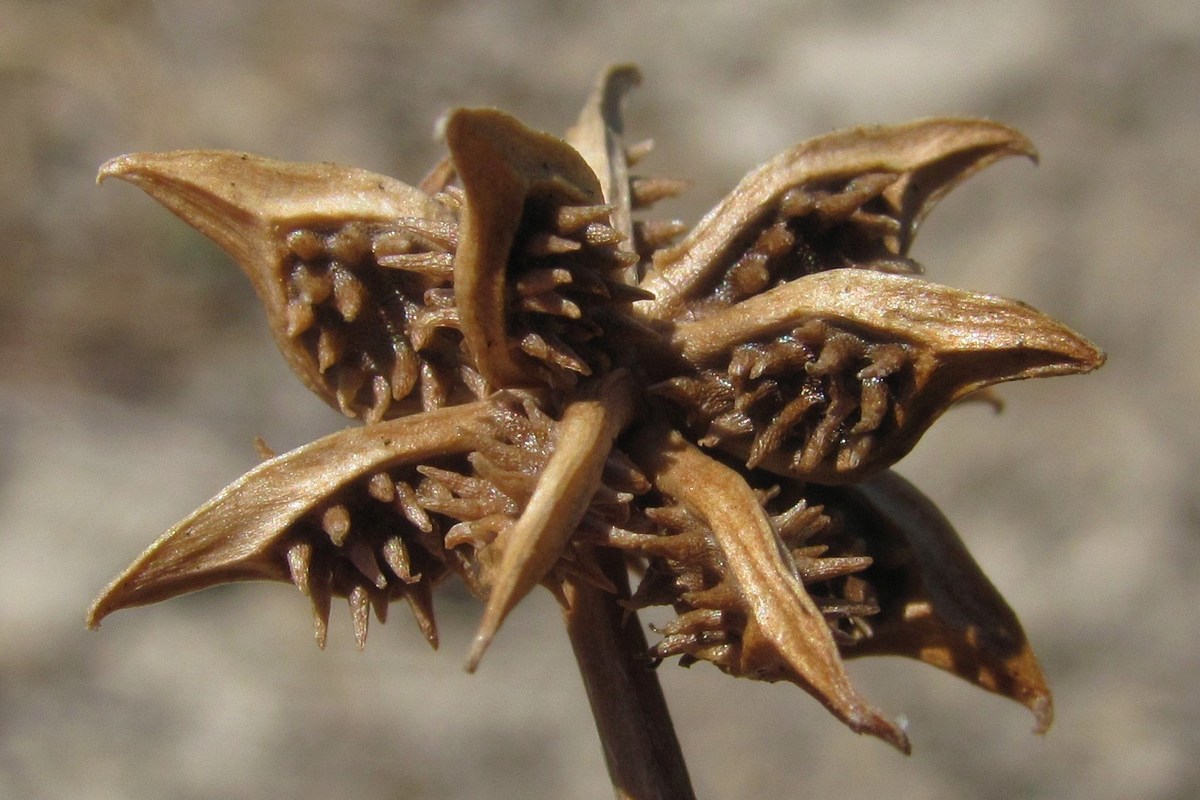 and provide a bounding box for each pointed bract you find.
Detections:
[99,151,461,421]
[637,118,1036,319]
[468,370,637,670]
[825,471,1054,732]
[446,108,605,388]
[666,269,1104,481]
[565,63,643,249]
[87,401,492,629]
[629,425,910,752]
